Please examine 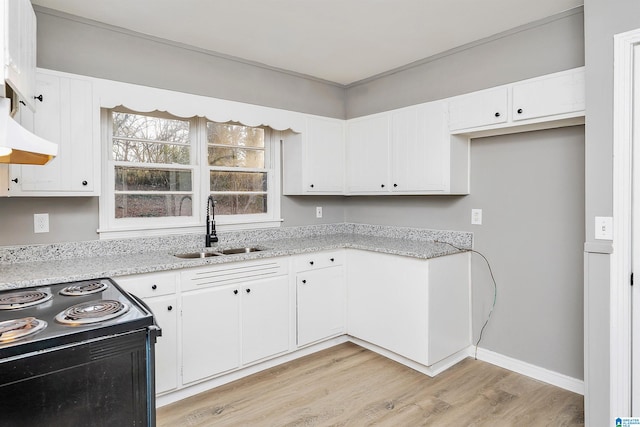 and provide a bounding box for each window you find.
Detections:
[101,109,281,237]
